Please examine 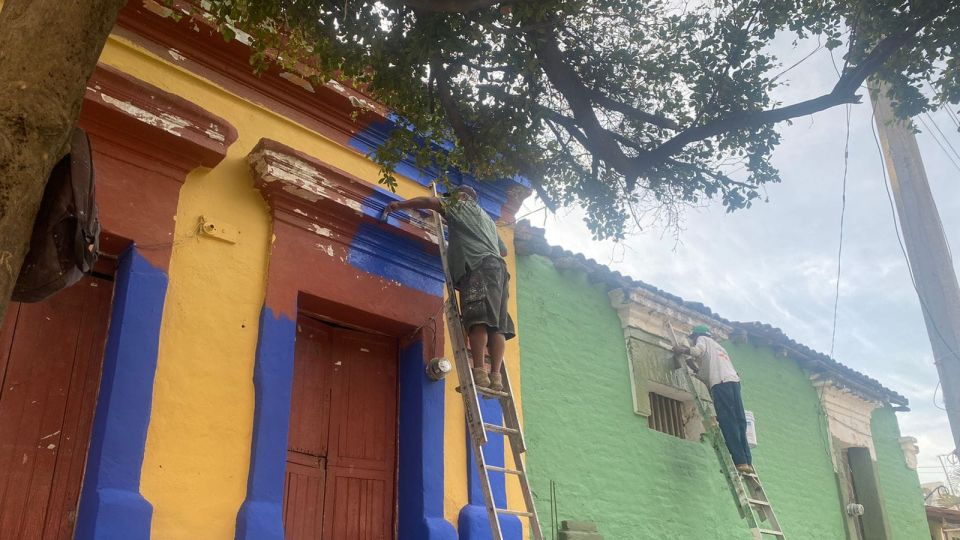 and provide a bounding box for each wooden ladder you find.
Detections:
[430,187,544,540]
[667,323,786,540]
